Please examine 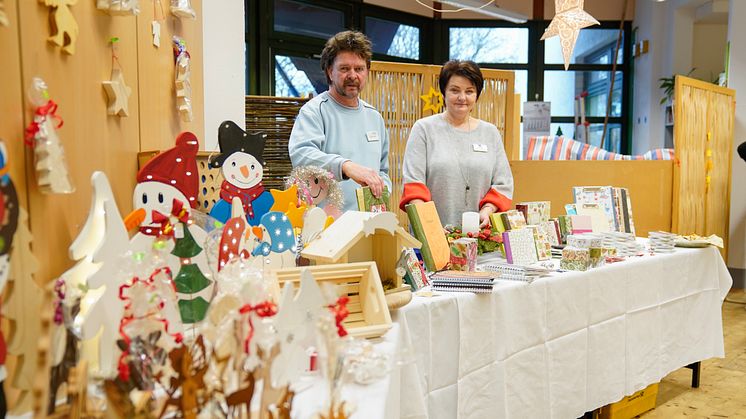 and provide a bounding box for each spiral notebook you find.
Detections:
[429,271,495,293]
